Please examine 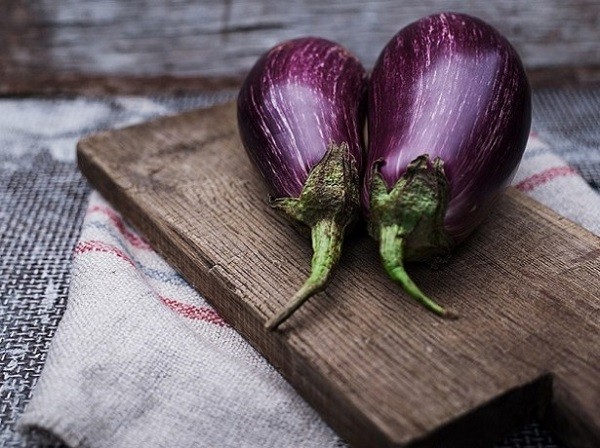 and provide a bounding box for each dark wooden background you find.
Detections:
[1,0,600,95]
